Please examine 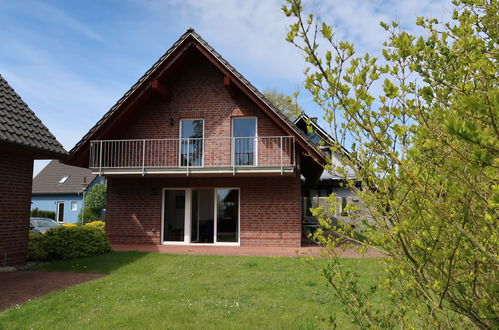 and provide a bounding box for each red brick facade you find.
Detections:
[100,53,304,247]
[106,175,302,247]
[0,151,34,266]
